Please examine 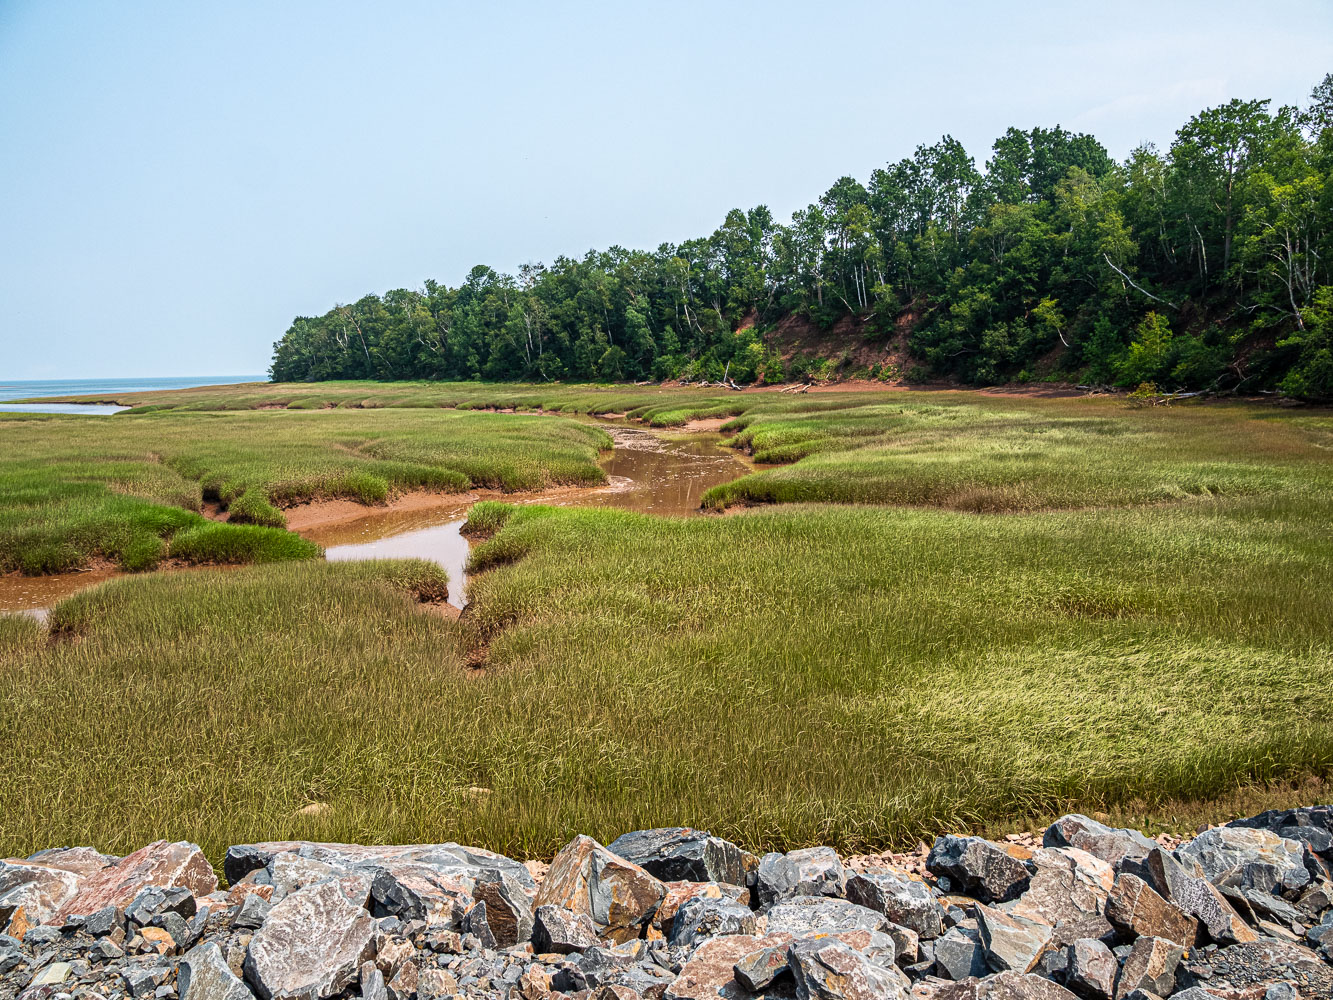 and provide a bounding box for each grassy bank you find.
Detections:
[29,379,1333,512]
[706,398,1333,511]
[2,381,1330,860]
[0,408,609,574]
[1,493,1329,860]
